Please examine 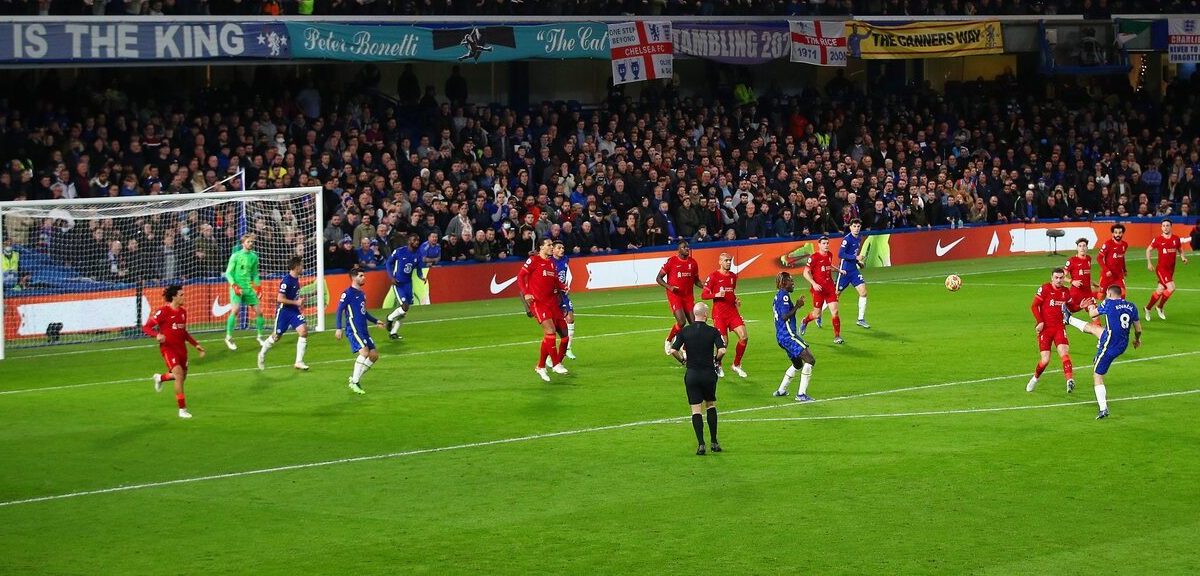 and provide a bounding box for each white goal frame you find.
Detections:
[0,187,325,360]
